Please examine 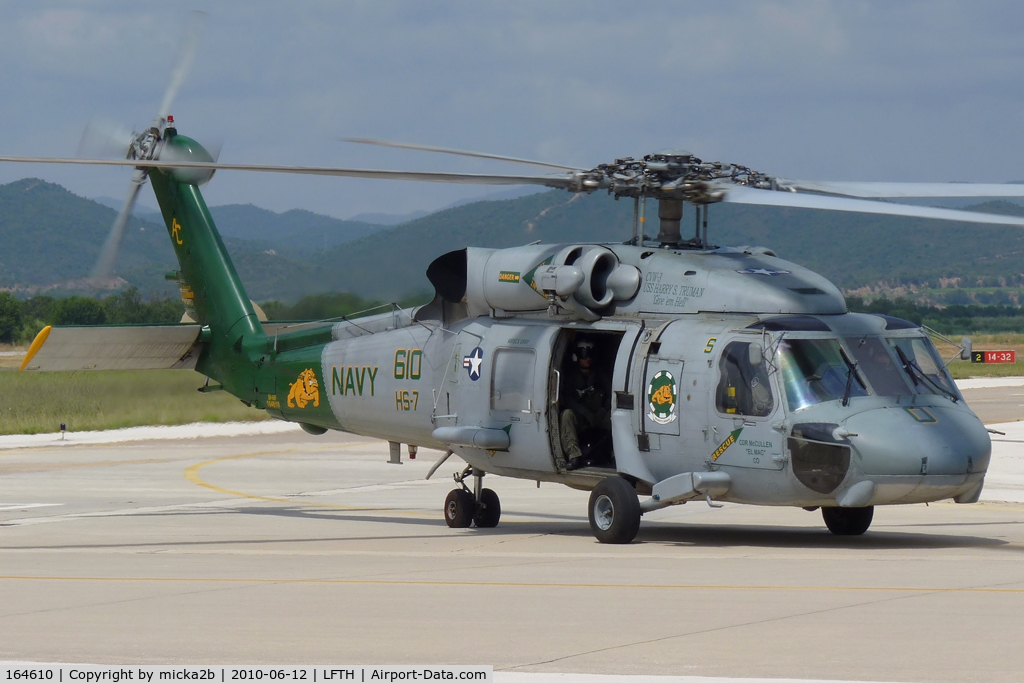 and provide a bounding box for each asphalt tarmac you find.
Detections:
[1,384,1023,683]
